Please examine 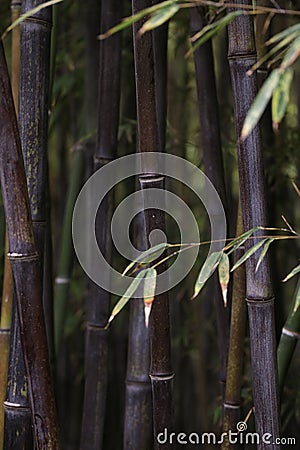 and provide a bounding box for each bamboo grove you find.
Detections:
[0,0,300,449]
